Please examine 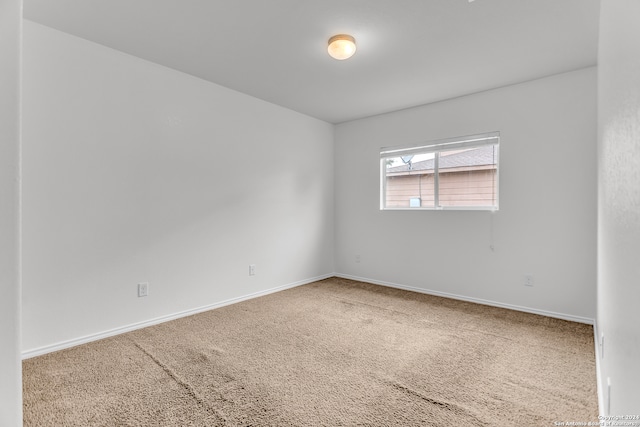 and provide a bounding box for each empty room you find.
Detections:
[2,0,640,425]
